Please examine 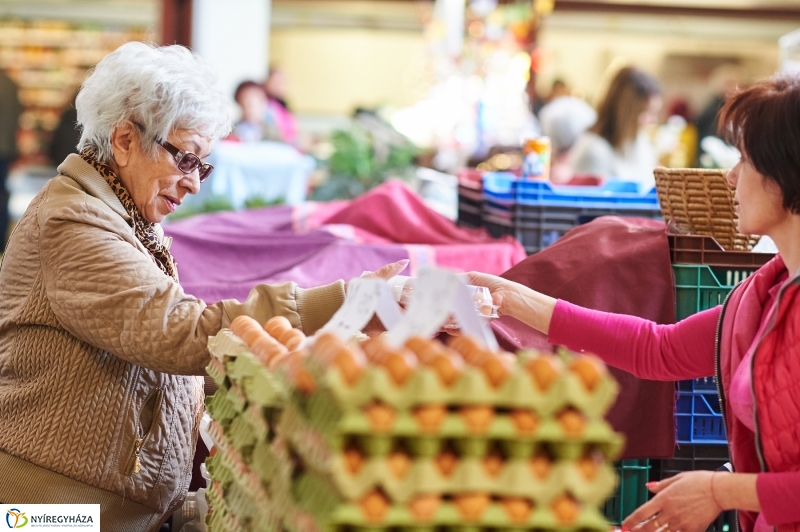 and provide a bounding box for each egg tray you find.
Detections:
[279,498,610,532]
[205,478,279,532]
[300,351,618,419]
[207,330,618,418]
[208,331,287,408]
[206,430,614,530]
[309,456,616,506]
[278,400,623,468]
